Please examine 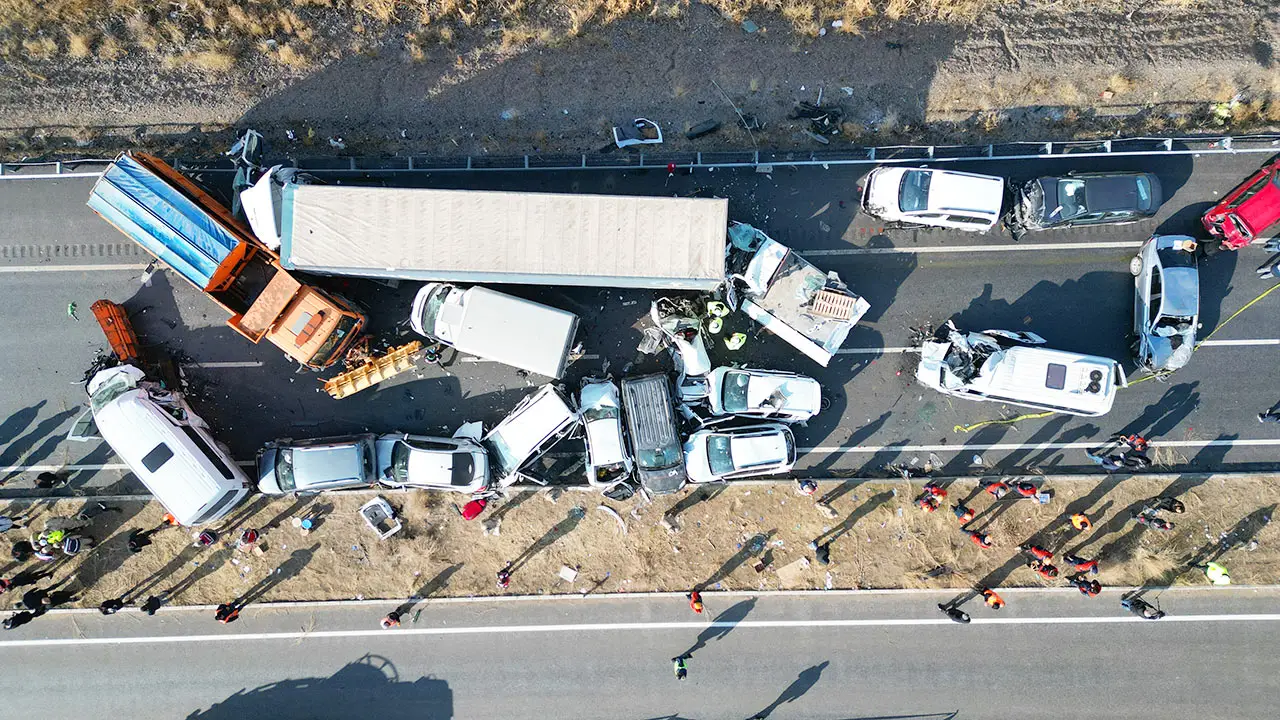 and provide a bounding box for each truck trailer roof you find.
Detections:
[274,183,729,290]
